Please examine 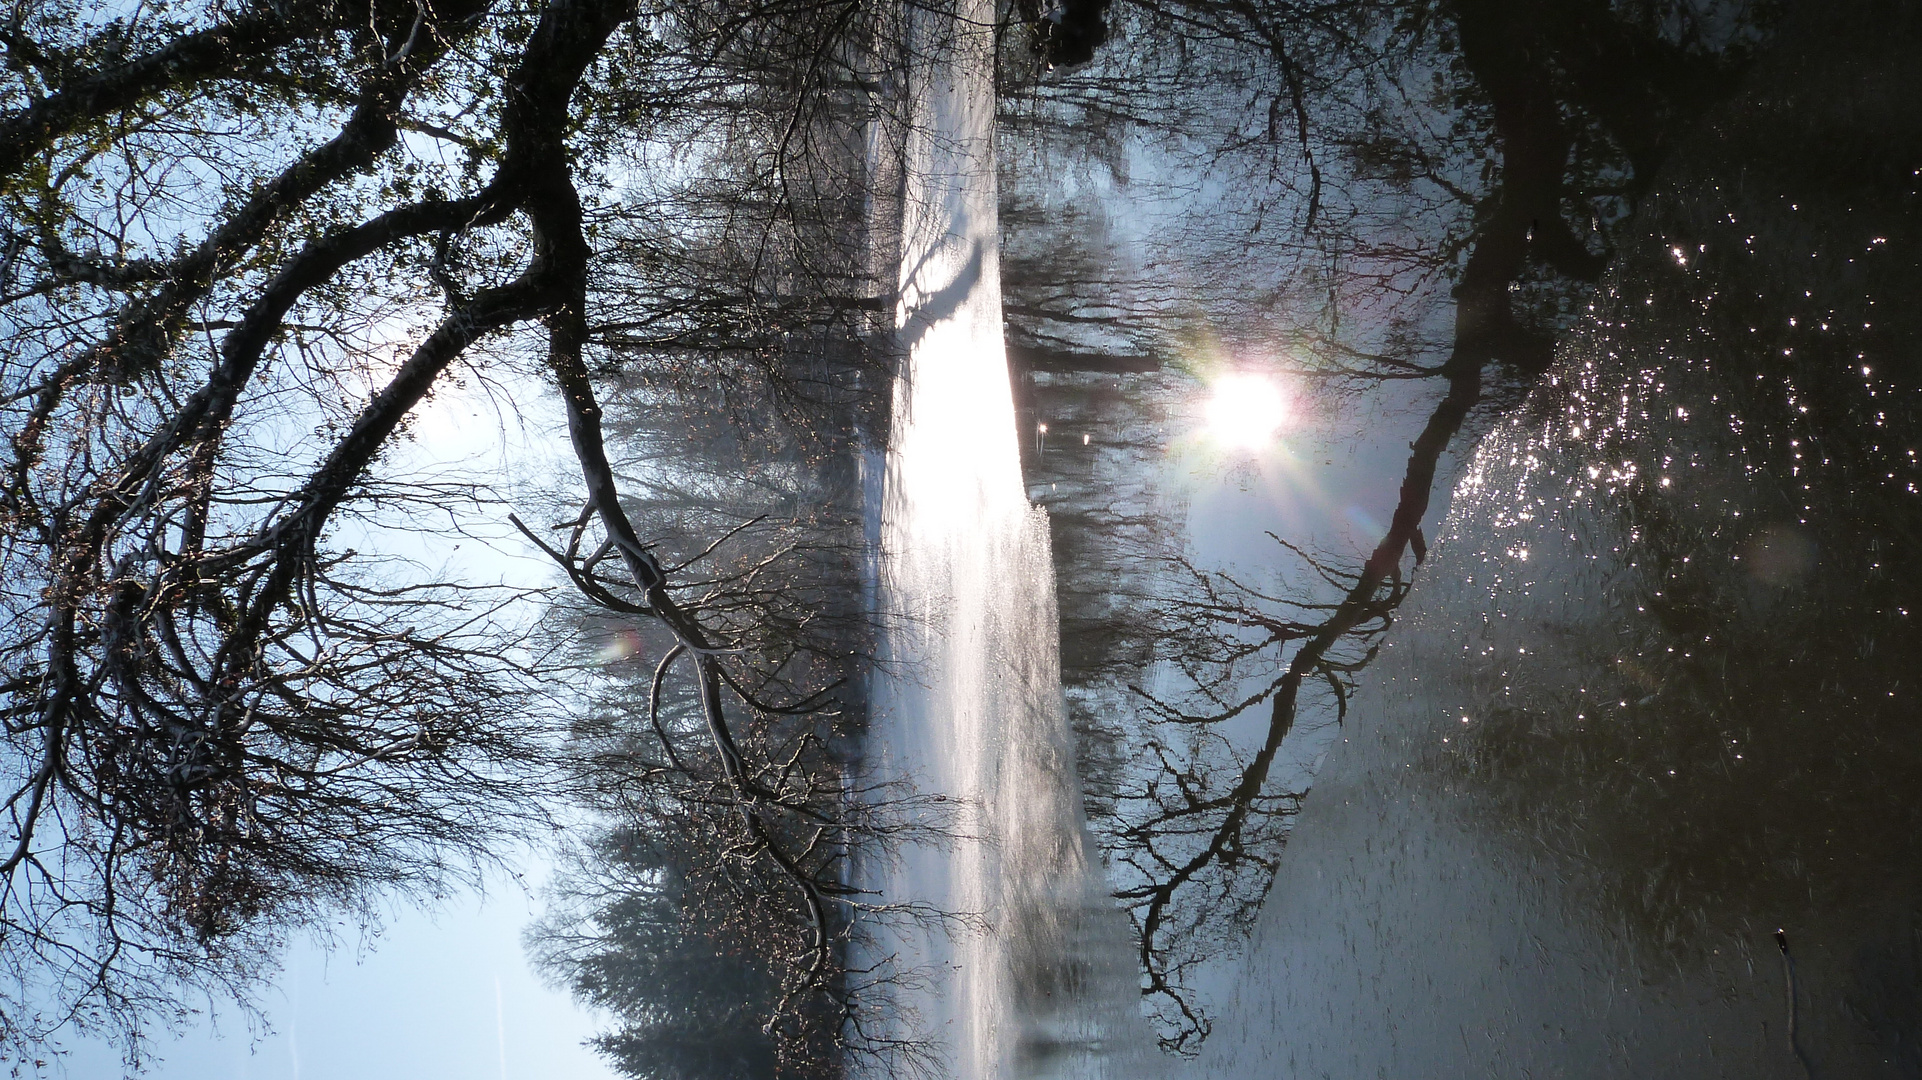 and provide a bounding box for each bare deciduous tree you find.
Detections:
[0,0,913,1065]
